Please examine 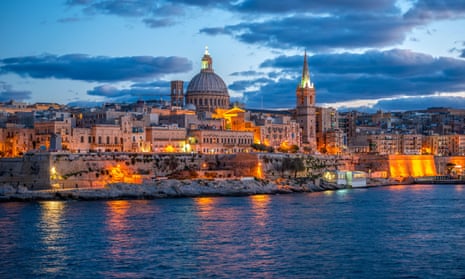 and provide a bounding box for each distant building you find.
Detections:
[170,80,184,108]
